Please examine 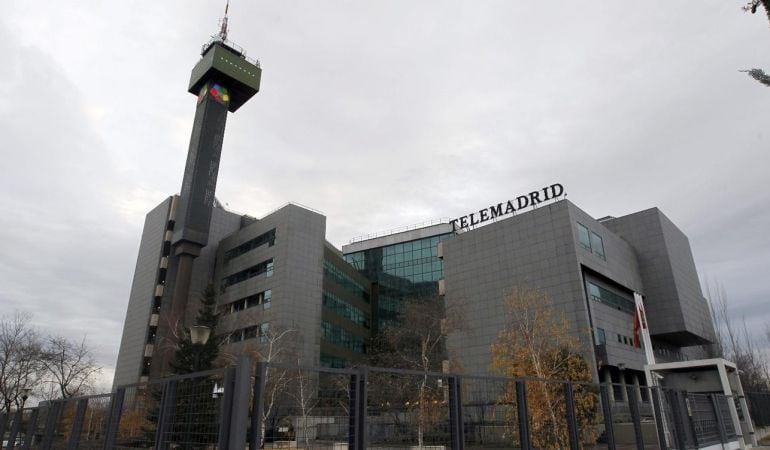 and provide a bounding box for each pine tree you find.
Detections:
[171,284,220,374]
